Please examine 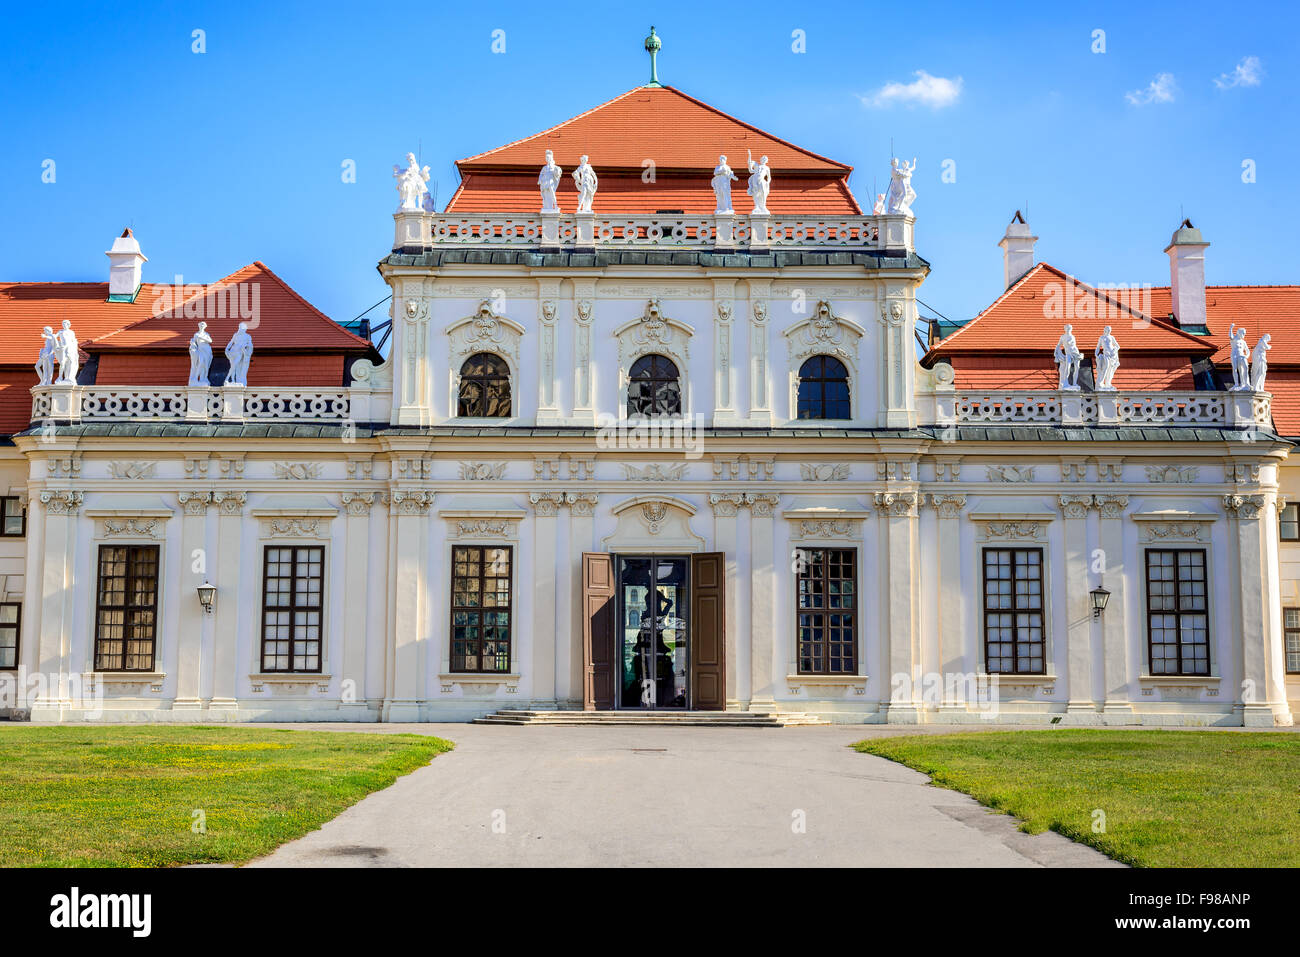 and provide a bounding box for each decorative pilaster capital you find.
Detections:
[1058,494,1093,519]
[1093,494,1129,519]
[1223,493,1267,520]
[341,491,377,516]
[747,492,780,517]
[39,489,83,514]
[390,489,433,515]
[529,491,565,517]
[568,491,599,516]
[709,492,747,517]
[177,491,211,516]
[212,490,246,516]
[874,491,918,517]
[929,493,966,519]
